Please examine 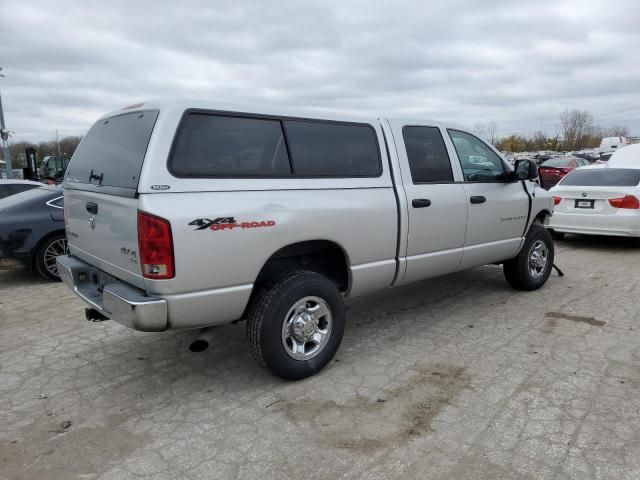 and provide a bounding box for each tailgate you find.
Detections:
[62,109,159,289]
[65,189,144,288]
